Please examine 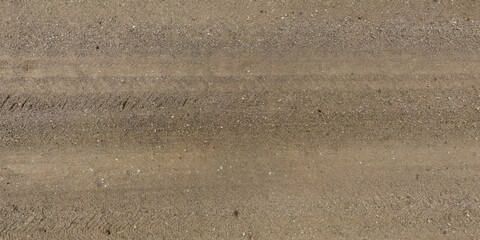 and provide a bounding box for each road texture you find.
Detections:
[1,0,480,239]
